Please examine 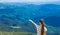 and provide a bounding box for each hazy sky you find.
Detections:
[0,0,60,4]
